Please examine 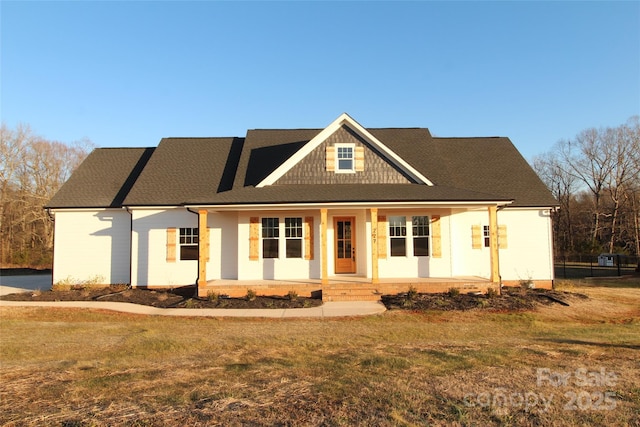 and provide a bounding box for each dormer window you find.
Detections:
[336,144,355,173]
[325,143,364,173]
